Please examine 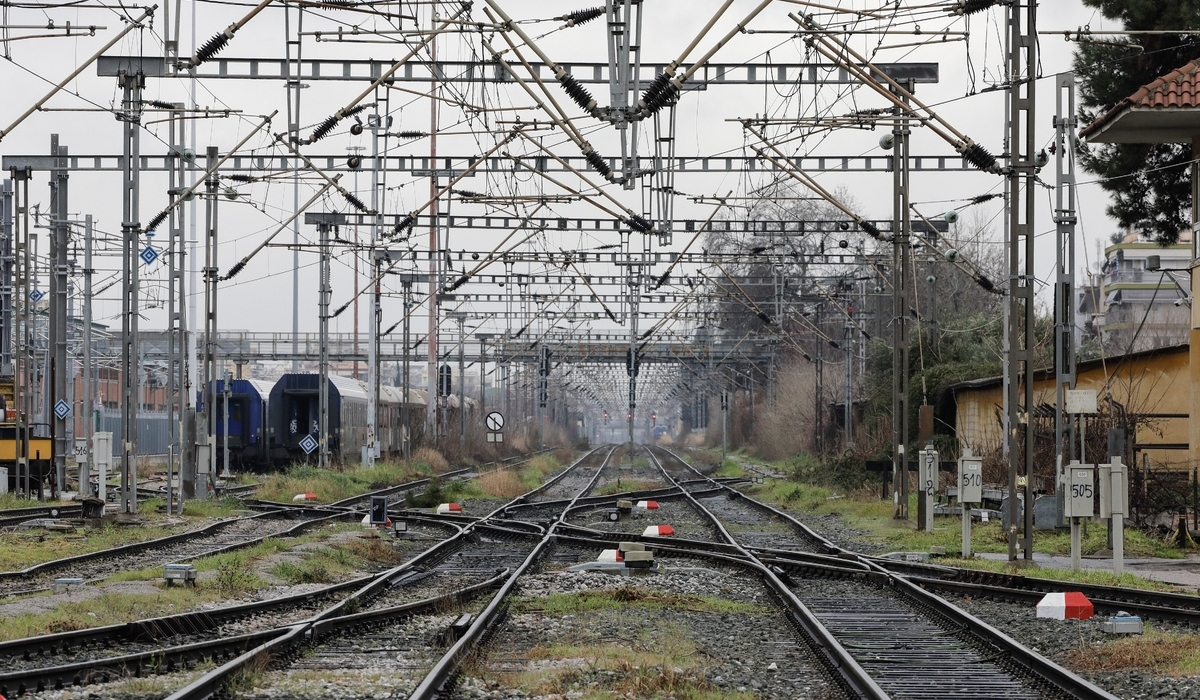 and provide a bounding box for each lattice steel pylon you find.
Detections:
[1005,0,1038,561]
